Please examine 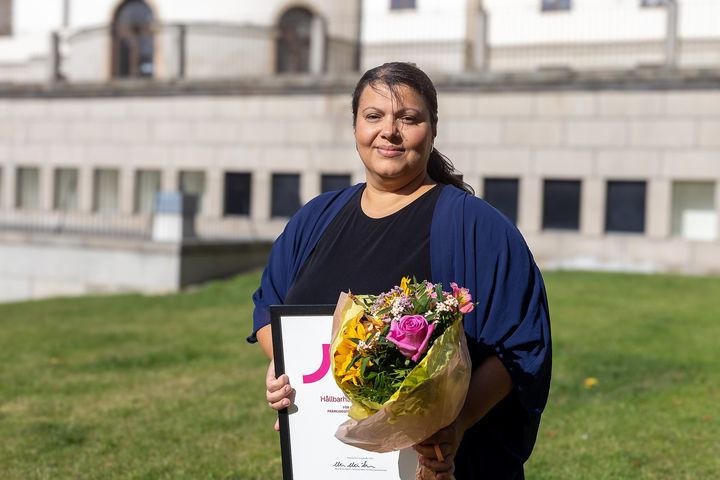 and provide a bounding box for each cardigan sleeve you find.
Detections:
[465,202,552,421]
[430,186,551,422]
[246,213,302,343]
